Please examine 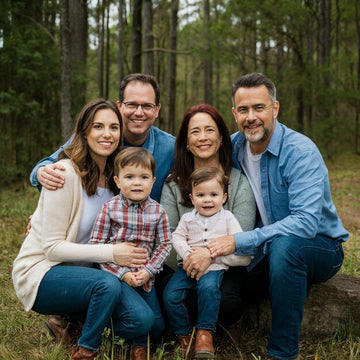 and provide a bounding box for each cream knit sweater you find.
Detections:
[12,159,114,311]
